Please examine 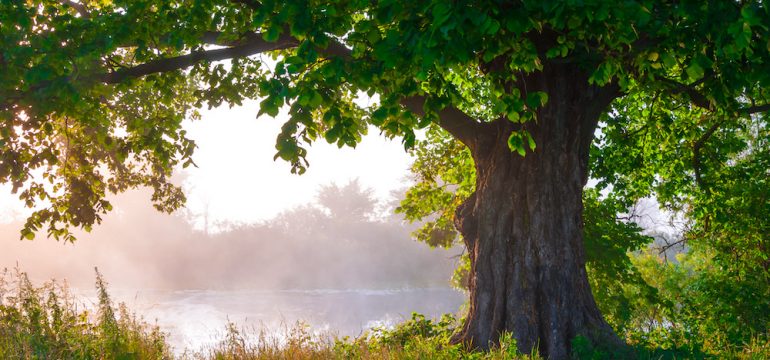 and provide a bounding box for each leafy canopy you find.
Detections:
[1,0,769,243]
